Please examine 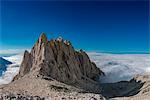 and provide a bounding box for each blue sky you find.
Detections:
[0,0,149,53]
